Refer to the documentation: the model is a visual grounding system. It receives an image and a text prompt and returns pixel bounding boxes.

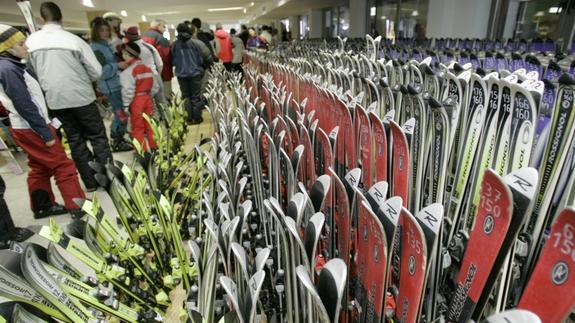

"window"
[373,0,429,41]
[299,15,309,39]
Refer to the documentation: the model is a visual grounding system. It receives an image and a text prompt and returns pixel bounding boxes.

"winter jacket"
[261,30,272,44]
[120,58,159,107]
[134,39,163,75]
[0,56,53,142]
[247,36,268,49]
[239,30,249,47]
[171,33,213,78]
[214,29,233,63]
[90,40,122,94]
[197,31,218,62]
[231,35,244,64]
[26,23,102,110]
[142,27,173,81]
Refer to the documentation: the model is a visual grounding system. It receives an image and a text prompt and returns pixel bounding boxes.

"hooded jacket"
[171,32,213,78]
[142,27,173,81]
[214,29,233,63]
[0,56,53,142]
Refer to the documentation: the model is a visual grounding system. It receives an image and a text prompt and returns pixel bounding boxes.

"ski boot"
[112,137,133,152]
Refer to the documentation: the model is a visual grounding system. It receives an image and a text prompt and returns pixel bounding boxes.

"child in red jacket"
[119,42,158,151]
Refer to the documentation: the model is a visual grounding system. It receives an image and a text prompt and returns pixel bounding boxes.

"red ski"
[395,207,427,323]
[299,123,316,189]
[518,207,575,322]
[446,169,513,323]
[390,120,410,207]
[369,111,388,183]
[355,199,388,323]
[354,104,373,188]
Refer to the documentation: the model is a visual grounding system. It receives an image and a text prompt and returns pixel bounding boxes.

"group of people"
[0,1,279,246]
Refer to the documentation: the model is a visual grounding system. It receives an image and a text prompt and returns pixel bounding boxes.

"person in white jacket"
[26,1,112,193]
[124,26,166,107]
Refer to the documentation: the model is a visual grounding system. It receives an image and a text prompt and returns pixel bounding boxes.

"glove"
[116,108,129,123]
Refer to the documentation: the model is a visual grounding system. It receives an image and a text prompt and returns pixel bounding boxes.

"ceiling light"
[548,6,562,13]
[380,16,387,20]
[251,2,255,6]
[370,6,376,17]
[120,10,128,17]
[143,11,181,16]
[141,15,147,21]
[411,10,419,16]
[82,0,94,8]
[208,7,244,12]
[244,8,247,13]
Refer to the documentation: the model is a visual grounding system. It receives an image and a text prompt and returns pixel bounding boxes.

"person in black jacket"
[171,23,213,124]
[191,18,217,62]
[239,25,249,47]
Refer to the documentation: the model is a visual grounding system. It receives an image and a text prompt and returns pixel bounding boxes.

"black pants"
[223,62,233,72]
[51,102,113,189]
[0,175,15,237]
[178,76,203,121]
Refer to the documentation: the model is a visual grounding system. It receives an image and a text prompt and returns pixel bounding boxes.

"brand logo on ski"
[408,256,416,276]
[551,261,569,285]
[483,215,495,235]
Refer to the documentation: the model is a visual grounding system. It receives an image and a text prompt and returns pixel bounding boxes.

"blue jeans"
[105,90,127,138]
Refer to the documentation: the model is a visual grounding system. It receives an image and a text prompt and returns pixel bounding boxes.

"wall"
[427,0,492,38]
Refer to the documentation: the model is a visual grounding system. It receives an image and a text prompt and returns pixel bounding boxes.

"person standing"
[90,17,132,152]
[124,26,166,107]
[230,28,244,74]
[26,2,112,192]
[214,23,233,71]
[120,42,158,151]
[191,18,217,62]
[171,23,213,124]
[238,25,249,47]
[142,19,173,101]
[103,11,123,54]
[260,26,273,44]
[0,24,86,219]
[247,27,268,49]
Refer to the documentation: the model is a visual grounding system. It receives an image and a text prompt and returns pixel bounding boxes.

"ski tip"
[402,118,416,133]
[310,212,325,227]
[428,96,442,109]
[558,73,575,86]
[345,168,362,187]
[316,174,332,189]
[416,203,443,233]
[504,167,539,199]
[407,84,420,95]
[482,309,541,323]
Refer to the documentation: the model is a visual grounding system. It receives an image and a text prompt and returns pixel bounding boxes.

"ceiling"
[0,0,276,30]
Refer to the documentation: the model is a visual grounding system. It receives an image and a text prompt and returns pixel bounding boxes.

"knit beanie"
[122,41,140,58]
[0,24,25,54]
[124,26,140,41]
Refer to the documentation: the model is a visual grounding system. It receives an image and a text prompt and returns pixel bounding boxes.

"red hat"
[124,26,140,41]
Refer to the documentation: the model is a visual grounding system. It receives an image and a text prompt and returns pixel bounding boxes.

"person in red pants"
[0,24,86,219]
[120,42,158,151]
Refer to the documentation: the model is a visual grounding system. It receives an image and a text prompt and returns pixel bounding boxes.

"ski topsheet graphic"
[11,38,575,323]
[446,170,513,323]
[518,207,575,322]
